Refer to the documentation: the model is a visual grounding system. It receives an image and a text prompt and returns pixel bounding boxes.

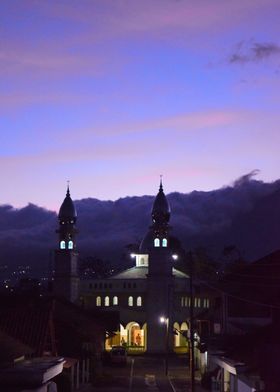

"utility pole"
[189,251,195,392]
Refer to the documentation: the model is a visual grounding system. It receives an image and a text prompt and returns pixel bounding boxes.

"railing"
[126,346,145,354]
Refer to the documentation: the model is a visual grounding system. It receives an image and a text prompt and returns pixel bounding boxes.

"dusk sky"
[1,0,280,210]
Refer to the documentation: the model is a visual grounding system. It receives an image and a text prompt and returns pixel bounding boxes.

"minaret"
[142,179,174,353]
[53,185,79,303]
[148,177,172,276]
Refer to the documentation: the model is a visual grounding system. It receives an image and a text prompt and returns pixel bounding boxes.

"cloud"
[233,170,260,187]
[1,174,280,273]
[229,41,280,64]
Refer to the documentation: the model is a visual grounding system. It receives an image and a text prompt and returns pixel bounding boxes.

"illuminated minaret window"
[154,238,160,247]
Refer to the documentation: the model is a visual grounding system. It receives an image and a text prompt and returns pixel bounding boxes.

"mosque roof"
[111,266,189,280]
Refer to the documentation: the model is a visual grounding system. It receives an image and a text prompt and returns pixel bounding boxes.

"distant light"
[159,316,166,323]
[130,253,136,258]
[5,285,8,289]
[172,254,178,260]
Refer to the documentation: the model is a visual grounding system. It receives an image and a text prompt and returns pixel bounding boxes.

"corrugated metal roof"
[111,266,189,279]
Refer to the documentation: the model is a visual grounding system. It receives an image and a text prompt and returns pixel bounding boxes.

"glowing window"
[105,296,110,306]
[60,240,66,249]
[128,296,133,306]
[154,238,160,247]
[96,296,101,306]
[162,238,168,247]
[184,297,188,307]
[181,297,184,307]
[137,296,142,307]
[113,296,118,306]
[68,240,73,249]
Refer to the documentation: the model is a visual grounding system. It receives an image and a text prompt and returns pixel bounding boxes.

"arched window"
[137,296,142,307]
[96,296,101,306]
[162,238,167,247]
[60,240,66,249]
[113,296,118,305]
[154,238,160,247]
[68,240,73,249]
[128,296,133,307]
[105,296,110,306]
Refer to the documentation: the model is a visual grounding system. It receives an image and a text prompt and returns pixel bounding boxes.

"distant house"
[0,294,112,391]
[208,250,280,391]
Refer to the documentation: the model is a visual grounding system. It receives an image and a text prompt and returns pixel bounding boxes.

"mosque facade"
[54,182,212,355]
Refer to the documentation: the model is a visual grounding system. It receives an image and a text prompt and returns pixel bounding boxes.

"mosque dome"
[58,186,77,223]
[139,229,154,253]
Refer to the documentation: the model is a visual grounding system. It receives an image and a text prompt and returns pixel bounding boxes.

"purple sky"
[1,0,280,210]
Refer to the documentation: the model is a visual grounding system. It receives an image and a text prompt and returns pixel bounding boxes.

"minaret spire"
[66,180,70,197]
[159,175,163,192]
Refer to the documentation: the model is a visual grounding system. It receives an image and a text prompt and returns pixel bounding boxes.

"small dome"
[58,187,77,222]
[151,180,170,224]
[139,229,154,253]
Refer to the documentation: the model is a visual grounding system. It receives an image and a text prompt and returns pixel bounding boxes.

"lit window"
[68,240,73,249]
[128,296,133,306]
[105,296,110,306]
[184,297,188,307]
[96,296,101,306]
[197,298,201,307]
[181,297,184,307]
[60,240,66,249]
[154,238,160,247]
[137,296,142,307]
[162,238,167,247]
[113,296,118,306]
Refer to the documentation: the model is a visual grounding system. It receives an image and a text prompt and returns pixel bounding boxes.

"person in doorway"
[136,333,141,346]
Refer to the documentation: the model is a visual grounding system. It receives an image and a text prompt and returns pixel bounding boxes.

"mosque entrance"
[126,322,146,352]
[105,322,146,353]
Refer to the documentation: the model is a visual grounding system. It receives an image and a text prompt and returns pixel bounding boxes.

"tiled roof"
[0,297,56,357]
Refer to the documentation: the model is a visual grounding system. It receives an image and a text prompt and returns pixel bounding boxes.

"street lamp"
[159,316,169,376]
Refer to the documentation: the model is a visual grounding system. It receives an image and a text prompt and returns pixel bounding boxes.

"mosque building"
[53,181,212,355]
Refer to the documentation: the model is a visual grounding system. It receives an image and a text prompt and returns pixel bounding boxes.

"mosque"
[53,181,212,355]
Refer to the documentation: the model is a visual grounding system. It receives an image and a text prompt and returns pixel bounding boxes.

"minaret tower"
[53,184,79,303]
[148,177,172,276]
[141,179,174,353]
